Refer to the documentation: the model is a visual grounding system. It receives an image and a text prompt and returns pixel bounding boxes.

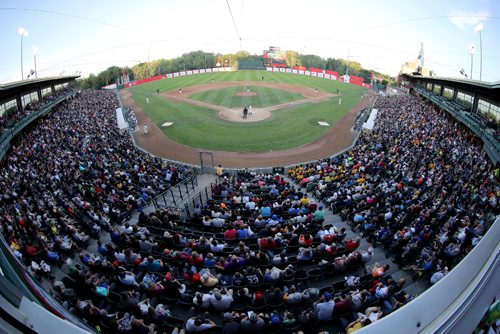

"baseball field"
[121,70,372,167]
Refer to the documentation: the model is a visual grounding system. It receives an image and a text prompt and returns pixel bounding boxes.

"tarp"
[362,108,378,130]
[115,108,128,130]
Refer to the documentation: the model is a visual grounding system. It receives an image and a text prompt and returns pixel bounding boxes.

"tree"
[285,50,300,68]
[300,54,325,69]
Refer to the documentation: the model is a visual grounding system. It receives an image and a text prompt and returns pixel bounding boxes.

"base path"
[120,82,375,168]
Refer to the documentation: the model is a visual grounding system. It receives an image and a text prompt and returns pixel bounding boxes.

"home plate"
[161,122,174,127]
[318,121,330,126]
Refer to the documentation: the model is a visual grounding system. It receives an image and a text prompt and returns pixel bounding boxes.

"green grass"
[128,70,365,152]
[188,85,304,108]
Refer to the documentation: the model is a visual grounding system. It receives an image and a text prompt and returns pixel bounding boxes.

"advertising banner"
[122,65,368,90]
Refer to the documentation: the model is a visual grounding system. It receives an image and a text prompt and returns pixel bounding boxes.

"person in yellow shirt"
[300,194,310,206]
[346,318,372,333]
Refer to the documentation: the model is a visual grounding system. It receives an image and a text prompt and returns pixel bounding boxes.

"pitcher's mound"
[236,92,257,97]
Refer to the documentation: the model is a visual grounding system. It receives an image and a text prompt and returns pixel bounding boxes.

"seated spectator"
[184,315,217,332]
[299,233,314,246]
[192,292,211,309]
[345,237,361,251]
[209,288,233,311]
[297,247,314,261]
[314,292,335,321]
[139,256,163,273]
[224,225,238,240]
[222,312,241,334]
[118,271,139,288]
[184,270,201,284]
[372,264,390,279]
[240,312,265,332]
[200,270,218,287]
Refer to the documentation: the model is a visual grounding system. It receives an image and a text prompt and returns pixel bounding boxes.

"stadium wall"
[121,66,372,89]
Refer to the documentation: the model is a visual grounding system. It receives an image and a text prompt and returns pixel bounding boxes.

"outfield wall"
[121,67,372,89]
[266,66,372,89]
[123,67,234,88]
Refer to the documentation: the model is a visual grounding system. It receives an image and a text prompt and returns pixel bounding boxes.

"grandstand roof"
[0,76,79,103]
[400,74,500,100]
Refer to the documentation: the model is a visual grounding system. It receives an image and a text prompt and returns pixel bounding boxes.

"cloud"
[448,9,489,30]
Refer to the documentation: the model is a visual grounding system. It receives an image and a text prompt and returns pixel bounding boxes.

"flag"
[474,23,484,34]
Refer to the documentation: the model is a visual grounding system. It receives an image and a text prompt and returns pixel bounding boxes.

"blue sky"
[1,0,499,83]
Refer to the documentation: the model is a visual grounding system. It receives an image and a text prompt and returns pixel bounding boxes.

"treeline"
[78,50,394,89]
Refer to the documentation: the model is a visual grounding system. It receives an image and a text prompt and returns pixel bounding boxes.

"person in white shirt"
[192,292,211,309]
[209,289,233,311]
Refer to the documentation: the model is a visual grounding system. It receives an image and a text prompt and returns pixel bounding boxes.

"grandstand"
[0,69,499,334]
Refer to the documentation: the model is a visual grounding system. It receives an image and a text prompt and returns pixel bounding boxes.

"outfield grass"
[128,71,365,152]
[189,86,304,108]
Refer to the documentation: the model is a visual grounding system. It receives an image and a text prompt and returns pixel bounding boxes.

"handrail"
[415,87,500,164]
[0,234,96,333]
[357,217,499,334]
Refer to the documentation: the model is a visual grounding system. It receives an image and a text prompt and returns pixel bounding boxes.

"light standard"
[33,46,38,78]
[474,23,484,81]
[468,45,475,80]
[18,27,28,80]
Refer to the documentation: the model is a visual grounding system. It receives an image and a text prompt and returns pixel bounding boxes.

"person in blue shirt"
[260,205,271,218]
[204,253,217,267]
[237,225,249,239]
[139,256,163,273]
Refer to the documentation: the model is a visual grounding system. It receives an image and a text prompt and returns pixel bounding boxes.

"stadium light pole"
[18,27,29,80]
[468,45,475,80]
[33,46,39,79]
[474,23,483,81]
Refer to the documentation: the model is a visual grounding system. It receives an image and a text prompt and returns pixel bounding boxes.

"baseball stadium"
[0,2,499,334]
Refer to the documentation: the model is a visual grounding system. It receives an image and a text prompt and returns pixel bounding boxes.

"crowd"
[55,169,386,334]
[0,86,78,136]
[0,89,497,334]
[0,89,191,279]
[289,94,498,288]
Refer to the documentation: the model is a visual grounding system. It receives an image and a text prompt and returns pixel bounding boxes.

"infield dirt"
[121,81,374,168]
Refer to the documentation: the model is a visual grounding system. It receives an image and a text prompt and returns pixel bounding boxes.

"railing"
[151,173,198,210]
[357,217,500,334]
[183,179,217,217]
[415,87,500,164]
[0,234,96,333]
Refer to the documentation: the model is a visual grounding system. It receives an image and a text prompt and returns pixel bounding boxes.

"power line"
[225,0,242,41]
[0,7,134,33]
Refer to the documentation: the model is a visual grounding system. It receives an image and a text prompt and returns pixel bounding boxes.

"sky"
[1,0,499,83]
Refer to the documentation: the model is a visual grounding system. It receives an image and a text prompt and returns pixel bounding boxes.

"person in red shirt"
[259,237,277,251]
[184,270,200,283]
[345,237,361,252]
[224,226,238,240]
[189,251,204,268]
[299,234,313,246]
